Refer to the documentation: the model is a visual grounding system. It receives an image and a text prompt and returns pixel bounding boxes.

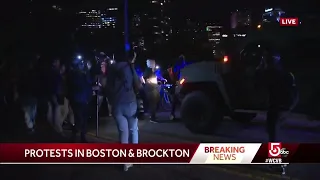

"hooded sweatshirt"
[107,62,139,105]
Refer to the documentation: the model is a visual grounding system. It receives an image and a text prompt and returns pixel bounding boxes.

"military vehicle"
[177,22,320,134]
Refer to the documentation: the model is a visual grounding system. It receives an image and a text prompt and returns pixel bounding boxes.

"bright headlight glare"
[148,77,157,84]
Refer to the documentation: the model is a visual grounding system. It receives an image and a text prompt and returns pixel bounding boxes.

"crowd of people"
[0,50,185,171]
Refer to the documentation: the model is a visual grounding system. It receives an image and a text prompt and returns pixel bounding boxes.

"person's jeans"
[21,98,37,130]
[71,102,90,139]
[145,89,160,118]
[59,98,74,125]
[266,107,284,142]
[47,95,62,133]
[112,102,139,144]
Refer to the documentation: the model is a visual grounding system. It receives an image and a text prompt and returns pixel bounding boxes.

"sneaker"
[169,114,175,121]
[124,164,133,171]
[149,116,158,123]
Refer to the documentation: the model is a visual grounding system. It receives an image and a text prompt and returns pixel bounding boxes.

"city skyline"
[6,0,319,60]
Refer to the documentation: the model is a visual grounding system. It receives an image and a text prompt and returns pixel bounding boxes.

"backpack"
[255,70,299,111]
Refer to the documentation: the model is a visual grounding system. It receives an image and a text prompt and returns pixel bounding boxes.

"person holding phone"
[106,50,142,171]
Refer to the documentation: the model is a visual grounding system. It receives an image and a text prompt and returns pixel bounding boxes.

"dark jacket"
[49,68,63,96]
[96,73,108,96]
[18,69,37,99]
[107,62,139,105]
[68,70,93,104]
[266,69,298,110]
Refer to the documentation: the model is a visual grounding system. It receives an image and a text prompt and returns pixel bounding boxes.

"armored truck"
[177,23,320,134]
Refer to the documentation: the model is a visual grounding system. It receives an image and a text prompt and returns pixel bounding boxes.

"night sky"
[32,0,318,23]
[73,0,318,25]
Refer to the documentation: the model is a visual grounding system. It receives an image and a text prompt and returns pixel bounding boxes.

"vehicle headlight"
[148,77,157,84]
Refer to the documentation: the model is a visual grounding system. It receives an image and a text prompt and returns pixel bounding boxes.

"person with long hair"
[107,51,142,171]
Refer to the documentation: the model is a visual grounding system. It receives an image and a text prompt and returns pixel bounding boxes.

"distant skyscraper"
[146,0,173,46]
[183,19,203,41]
[78,8,118,29]
[230,10,251,29]
[262,8,285,24]
[131,13,145,49]
[206,25,223,55]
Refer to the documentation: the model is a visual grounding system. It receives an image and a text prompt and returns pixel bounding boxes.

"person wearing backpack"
[256,49,299,142]
[106,51,142,171]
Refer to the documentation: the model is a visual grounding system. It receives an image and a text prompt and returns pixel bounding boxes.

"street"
[1,110,320,180]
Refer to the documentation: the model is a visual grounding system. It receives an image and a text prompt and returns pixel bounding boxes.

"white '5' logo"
[269,143,281,157]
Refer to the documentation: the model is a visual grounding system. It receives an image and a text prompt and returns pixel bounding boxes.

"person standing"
[59,64,75,128]
[169,55,187,120]
[107,51,142,171]
[47,58,64,135]
[68,58,93,142]
[143,59,160,122]
[19,61,38,133]
[256,50,298,142]
[96,61,112,117]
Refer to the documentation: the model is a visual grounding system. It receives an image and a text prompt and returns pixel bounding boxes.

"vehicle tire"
[181,91,223,134]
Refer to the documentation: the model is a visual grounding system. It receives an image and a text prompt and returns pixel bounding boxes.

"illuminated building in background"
[78,8,118,28]
[131,13,146,50]
[206,25,223,55]
[262,8,285,24]
[231,9,251,29]
[230,9,251,40]
[147,0,173,46]
[183,19,203,41]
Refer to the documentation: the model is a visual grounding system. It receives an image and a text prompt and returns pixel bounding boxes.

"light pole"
[124,0,130,57]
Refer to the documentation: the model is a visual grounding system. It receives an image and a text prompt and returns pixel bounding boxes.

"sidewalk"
[155,110,320,132]
[85,121,319,180]
[234,110,320,132]
[87,120,319,180]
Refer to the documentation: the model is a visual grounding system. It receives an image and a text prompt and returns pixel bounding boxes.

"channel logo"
[268,142,289,157]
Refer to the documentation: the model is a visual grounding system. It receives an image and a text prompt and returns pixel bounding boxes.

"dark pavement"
[85,111,320,180]
[1,109,320,180]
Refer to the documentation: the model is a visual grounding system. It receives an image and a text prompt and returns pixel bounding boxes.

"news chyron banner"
[0,143,319,164]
